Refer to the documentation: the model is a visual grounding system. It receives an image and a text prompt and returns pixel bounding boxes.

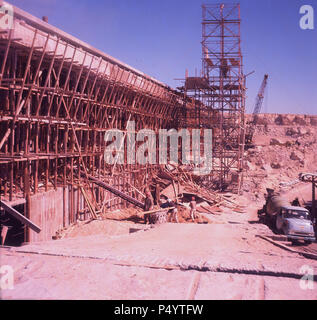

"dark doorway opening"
[0,204,26,247]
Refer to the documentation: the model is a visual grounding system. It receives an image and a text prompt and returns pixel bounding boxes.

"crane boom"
[245,74,269,147]
[253,74,268,115]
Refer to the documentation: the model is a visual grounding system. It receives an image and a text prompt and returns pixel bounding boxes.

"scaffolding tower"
[184,3,246,192]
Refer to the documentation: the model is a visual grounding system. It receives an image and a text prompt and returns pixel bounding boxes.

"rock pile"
[243,115,317,201]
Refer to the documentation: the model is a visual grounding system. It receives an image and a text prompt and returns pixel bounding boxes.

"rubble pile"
[153,165,246,217]
[243,114,317,201]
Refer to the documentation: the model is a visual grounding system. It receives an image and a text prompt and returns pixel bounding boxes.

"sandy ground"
[1,250,316,300]
[1,200,316,300]
[1,121,316,300]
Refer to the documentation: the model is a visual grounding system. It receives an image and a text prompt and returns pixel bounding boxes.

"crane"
[253,74,268,115]
[245,74,269,146]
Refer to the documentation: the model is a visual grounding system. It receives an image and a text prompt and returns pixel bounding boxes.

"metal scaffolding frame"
[182,3,246,192]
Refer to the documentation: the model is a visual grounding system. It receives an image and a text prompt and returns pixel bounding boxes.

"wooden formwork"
[0,5,181,239]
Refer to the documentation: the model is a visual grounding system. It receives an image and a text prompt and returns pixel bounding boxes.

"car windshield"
[285,210,309,220]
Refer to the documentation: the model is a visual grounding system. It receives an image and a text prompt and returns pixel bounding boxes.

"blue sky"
[7,0,317,114]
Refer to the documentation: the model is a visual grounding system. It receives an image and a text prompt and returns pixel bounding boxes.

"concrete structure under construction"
[0,3,245,244]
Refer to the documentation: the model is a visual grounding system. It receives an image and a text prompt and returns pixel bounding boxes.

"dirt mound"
[55,219,146,239]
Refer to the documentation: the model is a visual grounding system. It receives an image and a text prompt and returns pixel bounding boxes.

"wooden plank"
[127,182,145,199]
[80,186,98,220]
[100,196,118,212]
[1,226,9,245]
[137,207,173,218]
[172,180,177,200]
[0,129,11,150]
[0,200,41,233]
[84,172,144,208]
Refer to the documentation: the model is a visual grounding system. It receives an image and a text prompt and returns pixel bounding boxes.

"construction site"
[0,2,316,300]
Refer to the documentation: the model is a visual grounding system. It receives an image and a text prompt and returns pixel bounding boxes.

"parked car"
[258,189,315,244]
[275,206,315,244]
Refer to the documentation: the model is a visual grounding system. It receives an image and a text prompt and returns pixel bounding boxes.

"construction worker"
[167,198,179,223]
[291,197,301,207]
[190,196,197,222]
[155,183,161,205]
[143,189,154,224]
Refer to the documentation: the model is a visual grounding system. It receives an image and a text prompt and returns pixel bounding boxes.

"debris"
[138,207,173,218]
